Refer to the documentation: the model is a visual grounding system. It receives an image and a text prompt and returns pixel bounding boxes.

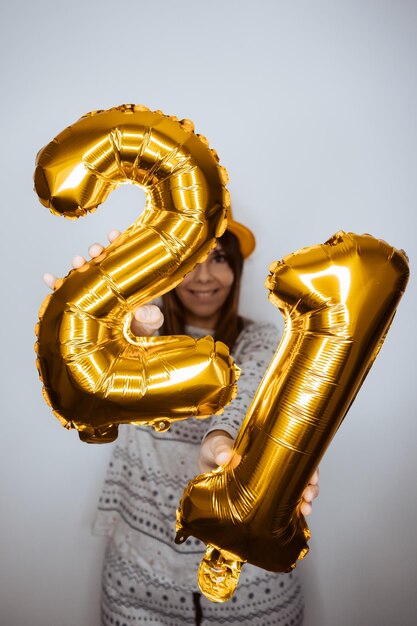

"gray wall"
[1,1,416,625]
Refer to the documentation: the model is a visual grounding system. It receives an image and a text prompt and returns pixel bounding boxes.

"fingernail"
[43,273,55,288]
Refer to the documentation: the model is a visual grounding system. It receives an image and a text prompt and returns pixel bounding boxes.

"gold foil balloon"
[176,231,409,602]
[34,104,239,443]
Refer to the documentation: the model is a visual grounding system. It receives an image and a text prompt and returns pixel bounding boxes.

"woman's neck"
[183,312,218,331]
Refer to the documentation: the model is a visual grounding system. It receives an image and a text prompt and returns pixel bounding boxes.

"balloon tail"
[197,545,244,603]
[78,423,119,444]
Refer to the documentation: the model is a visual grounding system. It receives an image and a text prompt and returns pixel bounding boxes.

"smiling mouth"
[188,289,219,299]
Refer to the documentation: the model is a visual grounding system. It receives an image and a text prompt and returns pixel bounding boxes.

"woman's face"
[175,243,235,329]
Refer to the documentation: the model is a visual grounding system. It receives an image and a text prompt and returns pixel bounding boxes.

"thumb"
[131,305,164,336]
[134,305,164,328]
[213,440,233,466]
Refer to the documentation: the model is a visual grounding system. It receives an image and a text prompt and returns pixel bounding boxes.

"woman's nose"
[192,261,213,281]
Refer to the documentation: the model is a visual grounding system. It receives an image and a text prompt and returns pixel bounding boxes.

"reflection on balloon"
[176,231,409,602]
[34,104,239,443]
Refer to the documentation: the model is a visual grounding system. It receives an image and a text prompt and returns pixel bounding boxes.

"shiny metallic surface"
[34,104,238,443]
[176,231,409,601]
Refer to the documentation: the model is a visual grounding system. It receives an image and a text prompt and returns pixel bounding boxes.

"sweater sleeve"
[204,321,281,441]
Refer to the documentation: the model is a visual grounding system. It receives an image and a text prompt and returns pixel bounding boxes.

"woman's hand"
[43,229,164,337]
[198,430,320,516]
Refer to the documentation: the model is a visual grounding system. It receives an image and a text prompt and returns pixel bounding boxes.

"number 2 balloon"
[34,104,239,443]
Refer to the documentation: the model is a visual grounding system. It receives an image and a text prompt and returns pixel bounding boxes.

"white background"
[1,1,416,625]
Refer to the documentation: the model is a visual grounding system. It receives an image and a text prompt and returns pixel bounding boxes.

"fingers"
[198,431,233,473]
[45,244,102,290]
[108,229,121,243]
[72,255,86,269]
[44,230,121,290]
[300,501,313,516]
[309,467,319,485]
[88,242,104,258]
[214,445,233,466]
[300,467,320,517]
[75,230,120,267]
[71,239,104,271]
[83,229,121,260]
[73,230,120,266]
[302,483,320,504]
[68,243,103,277]
[131,305,165,337]
[43,273,58,290]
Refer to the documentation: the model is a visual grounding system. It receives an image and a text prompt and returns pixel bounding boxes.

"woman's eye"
[213,253,227,263]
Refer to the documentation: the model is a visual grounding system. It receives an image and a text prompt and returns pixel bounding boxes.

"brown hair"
[161,230,244,349]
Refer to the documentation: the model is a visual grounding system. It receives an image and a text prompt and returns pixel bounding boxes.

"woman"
[45,215,319,626]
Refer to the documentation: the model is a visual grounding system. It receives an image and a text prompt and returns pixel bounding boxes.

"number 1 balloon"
[34,104,239,443]
[175,231,409,602]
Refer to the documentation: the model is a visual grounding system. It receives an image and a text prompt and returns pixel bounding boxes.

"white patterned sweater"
[93,320,286,592]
